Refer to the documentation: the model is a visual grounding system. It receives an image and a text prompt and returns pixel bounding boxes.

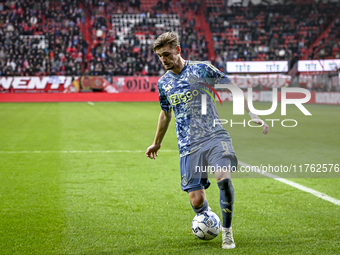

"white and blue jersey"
[158,60,233,157]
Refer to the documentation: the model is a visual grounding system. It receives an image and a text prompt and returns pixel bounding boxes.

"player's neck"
[171,58,186,75]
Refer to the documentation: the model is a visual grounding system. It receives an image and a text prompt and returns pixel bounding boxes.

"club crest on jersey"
[188,75,198,85]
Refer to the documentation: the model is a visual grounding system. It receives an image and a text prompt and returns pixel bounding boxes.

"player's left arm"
[234,81,269,134]
[204,63,269,134]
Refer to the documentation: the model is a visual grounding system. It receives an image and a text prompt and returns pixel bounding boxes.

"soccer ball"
[191,211,221,240]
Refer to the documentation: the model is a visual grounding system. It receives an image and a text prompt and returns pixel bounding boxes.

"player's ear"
[176,45,181,54]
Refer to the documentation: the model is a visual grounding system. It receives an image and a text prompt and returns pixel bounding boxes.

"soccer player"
[145,31,269,249]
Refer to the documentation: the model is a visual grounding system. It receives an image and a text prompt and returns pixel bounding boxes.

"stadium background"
[0,0,339,103]
[0,1,339,255]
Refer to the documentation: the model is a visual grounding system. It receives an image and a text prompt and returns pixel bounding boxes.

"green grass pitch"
[0,101,339,255]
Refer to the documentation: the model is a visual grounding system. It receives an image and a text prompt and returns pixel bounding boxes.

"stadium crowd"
[0,0,87,76]
[84,0,207,76]
[309,15,340,60]
[0,0,338,77]
[207,1,339,69]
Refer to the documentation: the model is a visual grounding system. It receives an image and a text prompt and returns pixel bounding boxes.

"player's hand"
[252,118,269,134]
[262,122,269,134]
[145,144,161,159]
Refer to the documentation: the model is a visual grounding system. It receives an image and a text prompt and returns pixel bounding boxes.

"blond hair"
[153,31,180,52]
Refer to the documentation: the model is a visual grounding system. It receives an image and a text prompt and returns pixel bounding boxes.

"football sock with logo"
[217,178,234,228]
[191,198,209,214]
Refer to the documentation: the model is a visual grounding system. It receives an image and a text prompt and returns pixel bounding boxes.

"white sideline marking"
[87,101,94,106]
[239,161,340,206]
[1,150,338,205]
[0,150,178,154]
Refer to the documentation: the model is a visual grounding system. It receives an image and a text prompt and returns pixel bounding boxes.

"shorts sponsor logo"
[181,175,188,186]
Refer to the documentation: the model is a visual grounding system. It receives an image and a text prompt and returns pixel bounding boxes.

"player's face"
[155,45,180,71]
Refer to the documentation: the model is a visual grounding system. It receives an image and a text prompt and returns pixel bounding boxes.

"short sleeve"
[202,62,231,85]
[158,81,171,112]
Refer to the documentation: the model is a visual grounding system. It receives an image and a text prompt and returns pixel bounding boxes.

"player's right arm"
[145,109,172,159]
